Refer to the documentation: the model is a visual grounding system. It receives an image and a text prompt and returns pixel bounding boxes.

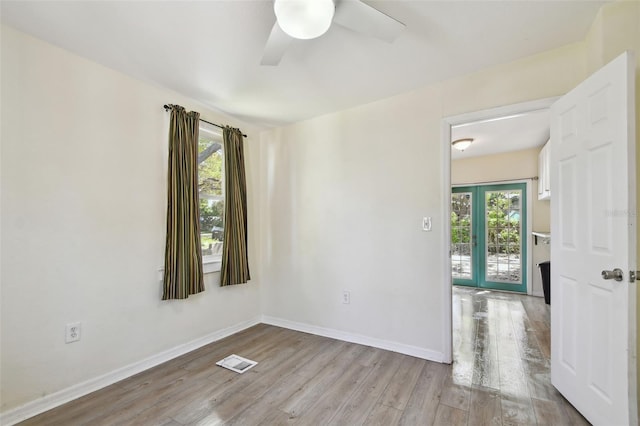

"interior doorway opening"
[440,97,557,364]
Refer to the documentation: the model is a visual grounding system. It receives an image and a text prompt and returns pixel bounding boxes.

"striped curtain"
[162,105,205,299]
[220,126,251,286]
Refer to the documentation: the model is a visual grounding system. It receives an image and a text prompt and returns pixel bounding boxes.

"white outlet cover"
[65,322,81,343]
[422,217,432,231]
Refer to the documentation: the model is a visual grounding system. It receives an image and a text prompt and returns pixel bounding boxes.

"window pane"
[198,133,224,257]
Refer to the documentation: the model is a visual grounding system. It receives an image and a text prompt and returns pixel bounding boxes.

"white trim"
[262,316,446,363]
[202,258,222,274]
[623,50,638,426]
[441,122,453,364]
[199,122,223,139]
[0,317,261,426]
[445,97,559,128]
[526,179,534,296]
[441,97,559,365]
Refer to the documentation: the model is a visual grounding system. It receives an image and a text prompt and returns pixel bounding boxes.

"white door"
[550,51,637,425]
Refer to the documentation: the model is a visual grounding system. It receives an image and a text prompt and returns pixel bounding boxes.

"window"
[198,123,224,267]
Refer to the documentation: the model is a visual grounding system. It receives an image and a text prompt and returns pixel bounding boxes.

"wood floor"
[20,288,589,425]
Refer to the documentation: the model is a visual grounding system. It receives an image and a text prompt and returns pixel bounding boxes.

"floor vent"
[216,354,258,374]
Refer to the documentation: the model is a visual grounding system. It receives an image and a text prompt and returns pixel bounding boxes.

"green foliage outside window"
[450,191,521,255]
[486,192,520,255]
[198,136,224,250]
[451,212,471,245]
[199,199,224,233]
[451,193,472,246]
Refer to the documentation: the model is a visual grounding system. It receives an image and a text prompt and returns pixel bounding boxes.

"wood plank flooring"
[19,288,589,425]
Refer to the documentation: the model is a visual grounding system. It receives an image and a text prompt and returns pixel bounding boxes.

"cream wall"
[452,147,551,297]
[2,0,640,421]
[0,26,262,415]
[258,43,587,359]
[258,0,639,369]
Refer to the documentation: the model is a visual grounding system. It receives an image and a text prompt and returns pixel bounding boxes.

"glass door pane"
[451,189,475,283]
[483,188,523,285]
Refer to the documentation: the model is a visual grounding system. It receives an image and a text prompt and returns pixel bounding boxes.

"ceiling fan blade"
[261,21,292,66]
[333,0,405,43]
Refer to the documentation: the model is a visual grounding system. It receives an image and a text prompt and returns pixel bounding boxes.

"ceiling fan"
[261,0,406,66]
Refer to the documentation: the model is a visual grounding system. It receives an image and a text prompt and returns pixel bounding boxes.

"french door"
[451,183,527,293]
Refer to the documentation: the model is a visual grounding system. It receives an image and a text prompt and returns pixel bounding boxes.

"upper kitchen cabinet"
[538,139,551,200]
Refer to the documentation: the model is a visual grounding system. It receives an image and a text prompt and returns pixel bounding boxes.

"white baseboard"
[0,317,261,426]
[262,315,446,363]
[1,315,445,425]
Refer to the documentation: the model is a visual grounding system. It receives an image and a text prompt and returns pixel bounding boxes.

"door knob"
[601,268,624,281]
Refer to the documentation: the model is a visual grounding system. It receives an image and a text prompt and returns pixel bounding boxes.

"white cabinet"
[538,140,551,200]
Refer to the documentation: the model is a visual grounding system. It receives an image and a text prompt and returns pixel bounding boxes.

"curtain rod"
[163,104,247,138]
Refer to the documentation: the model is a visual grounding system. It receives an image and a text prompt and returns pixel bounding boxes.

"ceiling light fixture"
[274,0,335,40]
[452,138,474,152]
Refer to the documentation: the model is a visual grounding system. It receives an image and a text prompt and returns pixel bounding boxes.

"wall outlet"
[65,322,81,343]
[342,290,351,304]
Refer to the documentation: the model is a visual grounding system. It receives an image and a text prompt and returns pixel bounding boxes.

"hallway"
[452,287,589,424]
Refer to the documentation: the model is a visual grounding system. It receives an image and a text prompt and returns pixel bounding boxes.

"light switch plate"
[422,217,432,231]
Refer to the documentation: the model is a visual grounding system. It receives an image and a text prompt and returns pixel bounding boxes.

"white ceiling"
[1,1,606,128]
[451,108,551,160]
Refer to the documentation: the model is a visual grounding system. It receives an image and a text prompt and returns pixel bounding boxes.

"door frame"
[452,182,529,293]
[440,97,557,363]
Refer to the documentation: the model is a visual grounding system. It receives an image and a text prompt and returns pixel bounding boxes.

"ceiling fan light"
[274,0,335,40]
[452,138,474,152]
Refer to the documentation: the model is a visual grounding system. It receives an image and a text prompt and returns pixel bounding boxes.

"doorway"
[441,54,638,423]
[440,97,557,364]
[452,182,527,293]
